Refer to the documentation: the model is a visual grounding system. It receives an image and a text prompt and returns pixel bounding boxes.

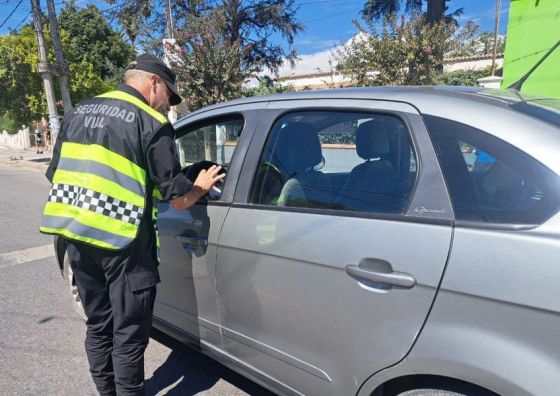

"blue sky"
[293,0,511,55]
[1,0,510,56]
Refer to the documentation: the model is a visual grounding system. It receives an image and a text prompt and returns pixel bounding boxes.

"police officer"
[40,54,224,395]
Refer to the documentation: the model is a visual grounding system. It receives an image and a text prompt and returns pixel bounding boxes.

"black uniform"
[47,85,192,396]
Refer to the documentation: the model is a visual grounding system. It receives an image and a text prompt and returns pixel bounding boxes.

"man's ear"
[150,74,158,90]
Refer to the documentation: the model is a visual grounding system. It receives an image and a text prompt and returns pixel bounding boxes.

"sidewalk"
[0,146,52,172]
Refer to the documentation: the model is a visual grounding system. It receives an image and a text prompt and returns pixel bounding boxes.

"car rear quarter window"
[424,115,560,226]
[249,111,417,215]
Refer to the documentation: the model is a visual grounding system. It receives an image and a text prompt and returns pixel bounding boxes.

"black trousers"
[66,240,159,396]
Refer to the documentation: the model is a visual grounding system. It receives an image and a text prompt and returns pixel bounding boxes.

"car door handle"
[175,235,208,247]
[345,264,416,289]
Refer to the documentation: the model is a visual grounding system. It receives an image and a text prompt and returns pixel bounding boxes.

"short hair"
[124,69,154,84]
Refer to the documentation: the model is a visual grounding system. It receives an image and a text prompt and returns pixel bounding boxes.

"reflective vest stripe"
[46,183,143,227]
[61,142,146,185]
[41,215,133,249]
[96,91,168,124]
[43,201,139,238]
[53,169,144,208]
[57,157,145,198]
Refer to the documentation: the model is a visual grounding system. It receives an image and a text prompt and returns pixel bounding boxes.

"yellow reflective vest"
[40,90,166,250]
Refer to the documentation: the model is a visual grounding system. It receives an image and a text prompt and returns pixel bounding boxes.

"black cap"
[126,53,182,106]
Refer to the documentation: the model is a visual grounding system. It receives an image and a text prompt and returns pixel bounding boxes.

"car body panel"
[154,102,267,347]
[213,98,454,394]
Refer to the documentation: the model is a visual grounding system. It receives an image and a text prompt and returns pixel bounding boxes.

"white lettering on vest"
[116,109,127,120]
[124,112,135,123]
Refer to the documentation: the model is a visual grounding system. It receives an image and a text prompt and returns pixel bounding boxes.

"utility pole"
[47,0,72,115]
[30,0,60,139]
[165,0,174,39]
[163,0,178,122]
[491,0,502,76]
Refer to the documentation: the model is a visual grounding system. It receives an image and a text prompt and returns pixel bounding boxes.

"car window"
[424,115,560,225]
[175,116,244,168]
[249,111,417,215]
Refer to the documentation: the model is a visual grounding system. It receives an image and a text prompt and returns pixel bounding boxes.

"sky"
[0,0,511,75]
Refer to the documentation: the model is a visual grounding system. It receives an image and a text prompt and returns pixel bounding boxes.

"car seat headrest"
[274,122,322,174]
[356,118,398,160]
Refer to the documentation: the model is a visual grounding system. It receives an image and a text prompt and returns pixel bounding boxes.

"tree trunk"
[426,0,445,24]
[427,0,446,73]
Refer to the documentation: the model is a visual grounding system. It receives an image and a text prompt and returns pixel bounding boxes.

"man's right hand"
[194,165,225,192]
[170,165,225,211]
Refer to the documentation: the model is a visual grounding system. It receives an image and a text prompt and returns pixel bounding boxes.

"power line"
[14,10,31,30]
[297,0,362,5]
[303,7,357,24]
[0,0,24,29]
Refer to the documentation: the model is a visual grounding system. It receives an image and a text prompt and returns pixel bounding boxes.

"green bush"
[0,115,18,133]
[437,69,487,86]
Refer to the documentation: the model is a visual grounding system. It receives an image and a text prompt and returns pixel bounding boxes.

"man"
[40,53,224,395]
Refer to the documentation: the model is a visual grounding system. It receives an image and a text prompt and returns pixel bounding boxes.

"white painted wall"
[0,127,31,149]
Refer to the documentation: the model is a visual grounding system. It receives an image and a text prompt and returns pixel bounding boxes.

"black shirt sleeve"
[147,123,193,200]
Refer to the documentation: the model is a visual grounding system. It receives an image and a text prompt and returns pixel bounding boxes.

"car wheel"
[62,254,87,321]
[397,390,467,396]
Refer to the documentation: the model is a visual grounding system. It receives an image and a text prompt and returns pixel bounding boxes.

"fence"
[0,126,31,149]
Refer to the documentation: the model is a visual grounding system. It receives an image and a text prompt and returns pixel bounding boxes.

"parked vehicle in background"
[56,86,560,396]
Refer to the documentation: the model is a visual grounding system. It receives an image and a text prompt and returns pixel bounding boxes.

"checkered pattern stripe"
[49,183,143,226]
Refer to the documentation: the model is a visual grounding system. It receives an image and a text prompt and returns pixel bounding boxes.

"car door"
[154,103,266,347]
[214,99,454,395]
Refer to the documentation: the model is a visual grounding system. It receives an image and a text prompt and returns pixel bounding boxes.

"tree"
[0,3,131,126]
[337,14,458,86]
[0,26,47,125]
[361,0,462,72]
[170,12,248,110]
[58,2,134,83]
[104,0,303,109]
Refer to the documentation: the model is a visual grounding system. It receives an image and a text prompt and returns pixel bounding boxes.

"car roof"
[181,86,560,175]
[187,86,532,114]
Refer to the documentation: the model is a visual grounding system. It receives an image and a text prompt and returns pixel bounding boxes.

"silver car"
[57,87,560,396]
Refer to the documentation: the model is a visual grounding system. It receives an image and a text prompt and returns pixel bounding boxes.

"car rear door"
[214,98,454,395]
[153,102,266,347]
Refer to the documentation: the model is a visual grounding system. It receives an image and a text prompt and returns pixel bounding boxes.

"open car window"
[175,116,244,168]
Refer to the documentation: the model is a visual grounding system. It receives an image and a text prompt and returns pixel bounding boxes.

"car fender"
[357,291,560,396]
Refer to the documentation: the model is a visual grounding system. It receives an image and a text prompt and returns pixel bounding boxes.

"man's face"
[149,76,172,114]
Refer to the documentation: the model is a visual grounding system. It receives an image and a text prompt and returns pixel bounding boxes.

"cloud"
[273,33,366,77]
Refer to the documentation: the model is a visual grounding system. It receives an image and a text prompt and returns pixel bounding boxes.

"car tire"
[397,390,467,396]
[62,254,87,321]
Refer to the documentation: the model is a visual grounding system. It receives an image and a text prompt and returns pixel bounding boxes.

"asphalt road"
[0,159,273,396]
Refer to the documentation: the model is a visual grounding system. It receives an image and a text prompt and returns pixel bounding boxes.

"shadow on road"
[146,328,274,396]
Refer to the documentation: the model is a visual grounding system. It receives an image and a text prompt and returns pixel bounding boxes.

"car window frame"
[233,98,454,225]
[423,114,560,230]
[172,102,268,204]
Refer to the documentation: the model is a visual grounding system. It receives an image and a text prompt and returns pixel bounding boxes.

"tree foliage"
[104,0,303,110]
[337,14,458,86]
[0,3,132,127]
[0,26,47,125]
[170,12,248,110]
[58,2,134,82]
